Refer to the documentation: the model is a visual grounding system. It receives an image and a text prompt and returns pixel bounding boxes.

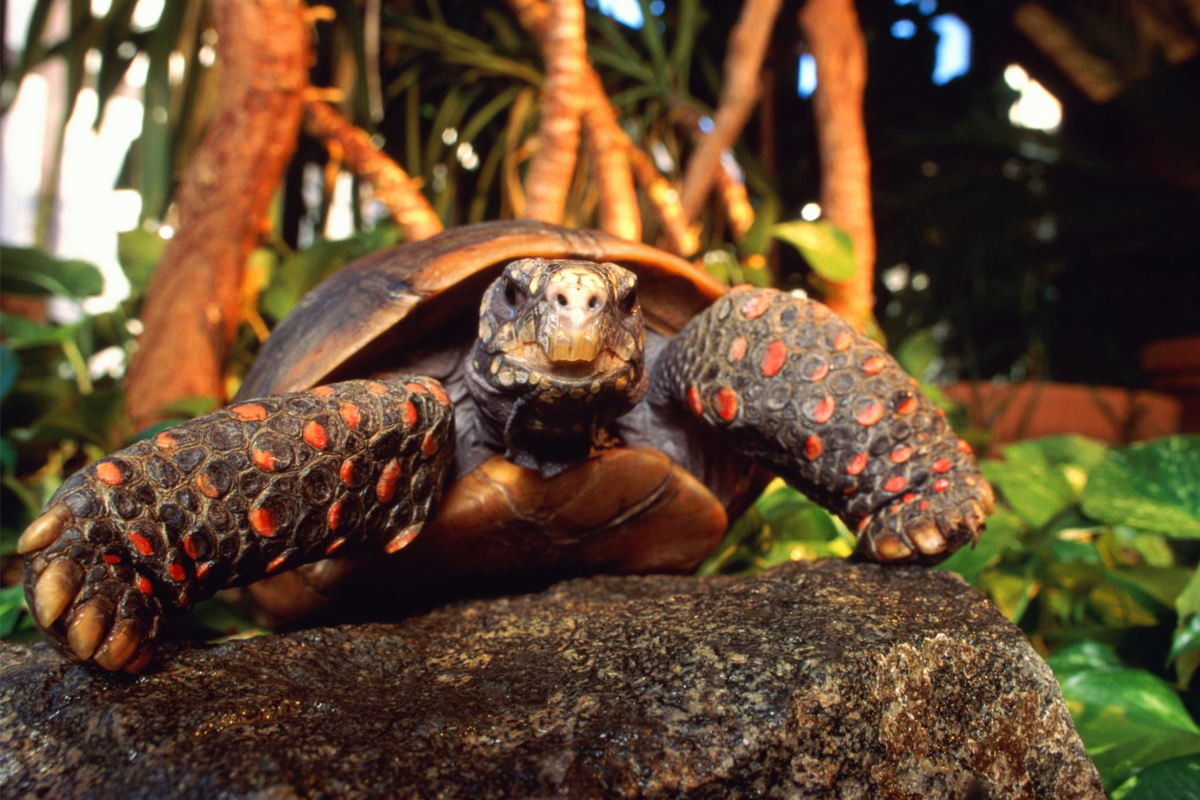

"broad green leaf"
[1111,754,1200,800]
[117,227,166,296]
[1001,435,1109,479]
[0,246,103,297]
[772,220,856,283]
[1046,640,1125,677]
[981,458,1076,528]
[1103,566,1193,615]
[1055,666,1200,789]
[0,345,17,400]
[1169,614,1200,664]
[1082,436,1200,538]
[0,315,76,348]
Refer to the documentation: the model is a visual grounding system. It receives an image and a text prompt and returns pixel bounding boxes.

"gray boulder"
[0,560,1102,799]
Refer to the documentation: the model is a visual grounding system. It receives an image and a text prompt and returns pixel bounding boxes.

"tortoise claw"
[34,559,84,628]
[93,622,143,671]
[67,600,113,661]
[18,503,71,554]
[907,520,947,556]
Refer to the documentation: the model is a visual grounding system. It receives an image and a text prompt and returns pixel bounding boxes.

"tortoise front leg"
[653,287,994,564]
[18,377,454,671]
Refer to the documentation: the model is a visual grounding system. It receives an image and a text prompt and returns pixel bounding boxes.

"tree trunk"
[124,0,309,426]
[522,0,586,225]
[798,0,875,333]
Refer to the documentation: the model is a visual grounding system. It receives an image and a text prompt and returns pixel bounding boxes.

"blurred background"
[2,1,1199,794]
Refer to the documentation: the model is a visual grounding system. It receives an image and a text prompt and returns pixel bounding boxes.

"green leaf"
[0,345,17,401]
[175,596,266,643]
[260,227,400,322]
[1046,640,1126,677]
[139,0,189,221]
[937,506,1025,584]
[0,315,76,348]
[895,329,939,382]
[0,246,103,297]
[0,439,15,475]
[772,220,856,283]
[1055,665,1200,789]
[1179,567,1200,619]
[117,228,166,297]
[1001,435,1110,477]
[0,585,30,639]
[1169,614,1200,664]
[1111,754,1200,800]
[981,458,1076,528]
[1082,436,1200,538]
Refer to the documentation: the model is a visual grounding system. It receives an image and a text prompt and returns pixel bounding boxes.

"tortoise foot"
[23,503,165,673]
[857,474,994,565]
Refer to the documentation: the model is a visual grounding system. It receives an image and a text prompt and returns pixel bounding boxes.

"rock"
[1,560,1101,799]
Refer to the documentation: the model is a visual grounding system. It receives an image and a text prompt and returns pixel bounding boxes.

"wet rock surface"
[1,560,1101,799]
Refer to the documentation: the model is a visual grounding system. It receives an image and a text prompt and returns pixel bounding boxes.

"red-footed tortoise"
[19,220,994,672]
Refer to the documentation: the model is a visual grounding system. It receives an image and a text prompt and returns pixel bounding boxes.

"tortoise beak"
[538,269,610,364]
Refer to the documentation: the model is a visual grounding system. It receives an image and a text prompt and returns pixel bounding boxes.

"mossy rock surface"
[0,560,1102,799]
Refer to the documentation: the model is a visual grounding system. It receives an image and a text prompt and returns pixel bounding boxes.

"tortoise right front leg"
[19,377,454,672]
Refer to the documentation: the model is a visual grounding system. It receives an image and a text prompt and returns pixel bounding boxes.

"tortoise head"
[467,258,647,466]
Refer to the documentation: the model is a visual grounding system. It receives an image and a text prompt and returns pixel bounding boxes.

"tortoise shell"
[237,222,754,621]
[240,220,726,398]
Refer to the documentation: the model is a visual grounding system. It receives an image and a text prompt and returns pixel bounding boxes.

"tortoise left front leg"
[653,286,994,564]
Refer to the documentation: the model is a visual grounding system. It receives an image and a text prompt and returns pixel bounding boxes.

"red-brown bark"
[798,0,875,332]
[124,0,309,426]
[507,0,640,241]
[522,0,586,224]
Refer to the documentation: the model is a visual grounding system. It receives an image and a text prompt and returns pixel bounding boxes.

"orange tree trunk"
[798,0,875,333]
[124,0,309,426]
[522,0,586,225]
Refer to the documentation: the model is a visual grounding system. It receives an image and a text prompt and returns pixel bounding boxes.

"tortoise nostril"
[588,296,599,309]
[556,293,568,306]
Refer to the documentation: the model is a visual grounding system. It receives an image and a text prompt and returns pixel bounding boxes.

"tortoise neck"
[465,345,645,477]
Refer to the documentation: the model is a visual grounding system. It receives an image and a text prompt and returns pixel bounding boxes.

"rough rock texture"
[0,560,1102,799]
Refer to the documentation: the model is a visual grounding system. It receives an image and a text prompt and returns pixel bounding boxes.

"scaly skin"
[655,286,993,563]
[20,377,454,671]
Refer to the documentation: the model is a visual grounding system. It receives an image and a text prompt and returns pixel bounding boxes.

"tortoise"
[19,220,994,672]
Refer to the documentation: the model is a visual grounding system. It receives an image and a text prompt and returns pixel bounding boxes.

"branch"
[1012,4,1122,103]
[582,69,641,241]
[797,0,875,333]
[674,106,755,242]
[523,0,586,224]
[627,144,699,257]
[304,99,443,241]
[679,0,783,221]
[124,0,309,426]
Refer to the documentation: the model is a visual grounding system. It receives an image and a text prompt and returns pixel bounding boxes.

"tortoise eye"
[503,280,526,308]
[620,288,638,314]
